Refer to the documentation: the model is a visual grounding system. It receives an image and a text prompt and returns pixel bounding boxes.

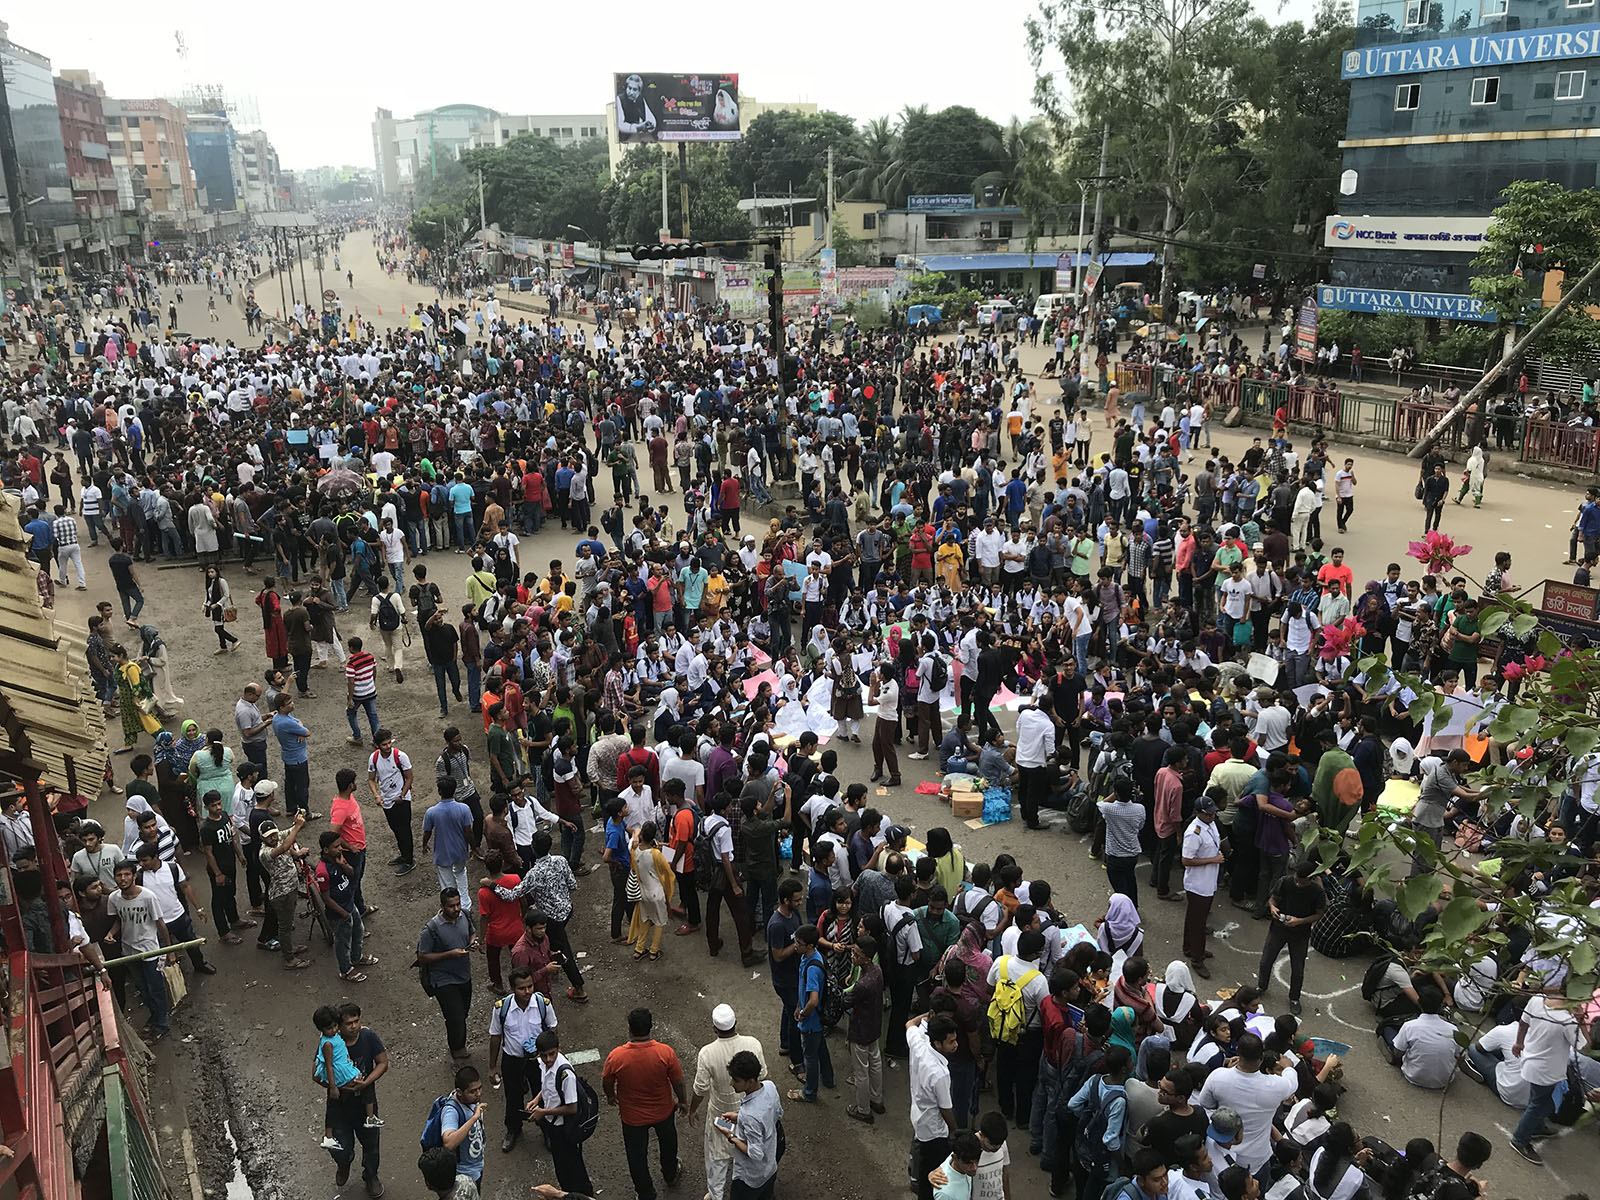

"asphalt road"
[71,233,1592,1200]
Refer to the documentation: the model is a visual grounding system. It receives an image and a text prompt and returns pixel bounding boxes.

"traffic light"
[628,242,707,260]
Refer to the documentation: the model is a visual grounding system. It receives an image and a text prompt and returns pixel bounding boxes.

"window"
[529,128,541,137]
[926,218,957,239]
[560,127,573,137]
[997,220,1014,238]
[1569,0,1595,8]
[1395,83,1421,109]
[977,220,993,237]
[1557,69,1587,99]
[862,212,876,230]
[1404,0,1428,23]
[1481,0,1507,14]
[1470,76,1499,104]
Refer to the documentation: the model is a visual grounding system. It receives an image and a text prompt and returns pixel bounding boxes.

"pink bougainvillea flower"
[1405,530,1473,575]
[1318,616,1366,660]
[1501,661,1524,681]
[1521,654,1548,674]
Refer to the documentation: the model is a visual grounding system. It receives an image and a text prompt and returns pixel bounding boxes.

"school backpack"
[1073,1077,1127,1167]
[693,814,725,890]
[928,653,950,692]
[987,956,1042,1045]
[419,1094,466,1150]
[552,1063,601,1142]
[376,592,400,631]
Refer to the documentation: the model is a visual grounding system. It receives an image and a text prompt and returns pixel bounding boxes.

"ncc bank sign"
[1342,24,1600,78]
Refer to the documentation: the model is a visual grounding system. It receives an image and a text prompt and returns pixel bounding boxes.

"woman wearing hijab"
[1114,956,1165,1044]
[160,722,205,850]
[112,643,160,750]
[122,793,174,856]
[1108,1005,1137,1054]
[940,919,996,1012]
[1097,893,1145,962]
[1155,960,1211,1050]
[138,624,184,716]
[1305,1122,1367,1200]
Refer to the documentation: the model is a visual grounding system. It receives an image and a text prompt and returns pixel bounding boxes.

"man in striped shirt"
[52,504,86,589]
[345,636,381,746]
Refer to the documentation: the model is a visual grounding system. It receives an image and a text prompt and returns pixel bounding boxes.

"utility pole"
[312,228,325,314]
[477,169,487,256]
[659,150,669,239]
[1090,122,1109,279]
[282,228,297,314]
[296,229,310,315]
[274,227,288,326]
[677,143,691,239]
[0,67,33,293]
[825,146,834,251]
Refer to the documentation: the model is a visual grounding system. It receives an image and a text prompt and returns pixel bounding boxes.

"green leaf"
[1570,940,1597,980]
[1438,894,1489,943]
[1475,857,1503,878]
[1564,727,1600,758]
[1538,631,1563,657]
[1478,609,1510,636]
[1511,613,1541,638]
[1398,873,1440,920]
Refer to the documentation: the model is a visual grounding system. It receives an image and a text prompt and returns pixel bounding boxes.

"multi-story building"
[467,114,606,151]
[53,70,124,264]
[240,129,281,212]
[1325,0,1600,322]
[0,25,76,265]
[103,97,198,231]
[372,103,496,195]
[185,110,244,212]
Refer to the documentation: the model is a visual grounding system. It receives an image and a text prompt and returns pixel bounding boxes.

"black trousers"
[621,1115,679,1200]
[995,1028,1042,1123]
[546,917,586,991]
[435,980,472,1052]
[1104,854,1139,908]
[609,861,635,939]
[543,1126,594,1194]
[732,1178,776,1200]
[503,1053,533,1133]
[1018,764,1052,826]
[383,799,414,866]
[1257,923,1312,1002]
[913,1136,950,1200]
[885,962,914,1056]
[210,869,241,932]
[674,870,701,926]
[325,1098,381,1182]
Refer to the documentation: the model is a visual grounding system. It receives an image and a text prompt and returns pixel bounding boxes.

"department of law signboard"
[907,194,972,211]
[1324,214,1492,251]
[613,72,740,143]
[1342,24,1600,79]
[1317,285,1499,323]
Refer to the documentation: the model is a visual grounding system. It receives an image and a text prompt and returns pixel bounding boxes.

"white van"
[977,299,1016,330]
[1034,293,1069,321]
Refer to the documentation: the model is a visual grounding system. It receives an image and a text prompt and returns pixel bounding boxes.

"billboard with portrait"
[613,72,741,143]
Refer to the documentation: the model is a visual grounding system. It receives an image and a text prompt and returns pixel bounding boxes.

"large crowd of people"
[2,216,1597,1200]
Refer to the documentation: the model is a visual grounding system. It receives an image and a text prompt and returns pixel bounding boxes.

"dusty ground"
[67,236,1595,1200]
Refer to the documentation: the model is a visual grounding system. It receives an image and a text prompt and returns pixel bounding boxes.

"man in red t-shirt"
[1316,547,1354,598]
[717,471,741,534]
[328,766,370,915]
[602,1007,686,1199]
[476,850,523,992]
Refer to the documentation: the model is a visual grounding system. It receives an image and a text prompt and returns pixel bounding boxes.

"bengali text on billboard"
[613,73,741,143]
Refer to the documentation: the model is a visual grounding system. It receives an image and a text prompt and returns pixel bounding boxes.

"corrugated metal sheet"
[0,495,107,790]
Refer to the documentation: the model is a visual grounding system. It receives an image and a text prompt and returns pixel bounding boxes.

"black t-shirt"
[766,908,801,988]
[1144,1108,1211,1163]
[109,552,135,590]
[330,1027,387,1118]
[1272,876,1326,923]
[199,817,236,876]
[1051,674,1087,724]
[248,806,276,851]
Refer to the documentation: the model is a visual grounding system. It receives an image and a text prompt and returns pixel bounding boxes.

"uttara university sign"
[1342,23,1600,79]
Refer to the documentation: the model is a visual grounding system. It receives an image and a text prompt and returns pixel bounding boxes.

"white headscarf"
[1156,960,1198,1031]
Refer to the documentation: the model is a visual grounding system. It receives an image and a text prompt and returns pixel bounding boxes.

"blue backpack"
[420,1094,466,1151]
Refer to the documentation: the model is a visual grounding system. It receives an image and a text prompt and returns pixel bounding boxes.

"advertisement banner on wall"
[1323,214,1492,251]
[1055,253,1074,292]
[1295,297,1319,363]
[783,266,820,297]
[819,248,839,306]
[1082,260,1105,296]
[613,73,741,143]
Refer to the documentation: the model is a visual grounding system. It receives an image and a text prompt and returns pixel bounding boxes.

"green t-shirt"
[1448,614,1479,663]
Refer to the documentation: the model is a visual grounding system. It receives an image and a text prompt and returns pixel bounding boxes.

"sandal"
[788,1063,806,1079]
[786,1088,816,1103]
[341,970,368,983]
[284,959,310,970]
[355,955,379,966]
[674,924,699,936]
[634,948,648,960]
[647,950,662,961]
[567,988,590,1004]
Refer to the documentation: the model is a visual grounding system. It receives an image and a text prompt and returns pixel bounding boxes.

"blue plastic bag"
[982,786,1013,824]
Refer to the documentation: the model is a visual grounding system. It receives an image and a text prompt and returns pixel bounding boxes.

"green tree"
[726,110,860,202]
[409,202,470,254]
[907,271,983,321]
[829,219,871,268]
[1028,0,1267,310]
[841,116,908,206]
[1471,179,1600,374]
[600,145,751,246]
[898,106,1006,202]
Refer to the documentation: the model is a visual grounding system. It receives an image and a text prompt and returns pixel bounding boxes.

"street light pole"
[1073,181,1088,305]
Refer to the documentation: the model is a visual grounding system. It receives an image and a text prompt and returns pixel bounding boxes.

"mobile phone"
[714,1116,736,1134]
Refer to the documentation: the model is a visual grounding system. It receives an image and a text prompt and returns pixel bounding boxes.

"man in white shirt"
[688,1004,767,1200]
[1249,693,1291,752]
[973,519,1004,588]
[1390,986,1459,1089]
[529,1030,593,1193]
[1219,561,1253,652]
[1180,797,1224,975]
[1509,987,1582,1162]
[1463,1021,1528,1108]
[1194,1034,1298,1172]
[1013,699,1057,829]
[907,1011,959,1200]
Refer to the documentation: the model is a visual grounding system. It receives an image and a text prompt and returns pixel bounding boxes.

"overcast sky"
[5,0,1329,171]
